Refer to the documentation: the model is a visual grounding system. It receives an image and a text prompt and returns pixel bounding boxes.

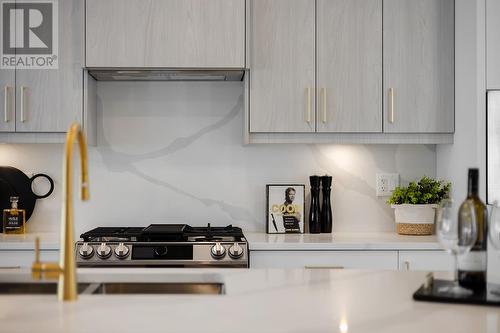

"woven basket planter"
[391,204,439,236]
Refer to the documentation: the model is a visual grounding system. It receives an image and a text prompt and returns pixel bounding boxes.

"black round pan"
[0,166,54,222]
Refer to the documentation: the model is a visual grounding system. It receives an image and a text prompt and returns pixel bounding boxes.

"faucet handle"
[31,237,61,280]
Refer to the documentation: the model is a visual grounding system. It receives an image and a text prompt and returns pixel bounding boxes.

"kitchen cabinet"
[487,0,500,89]
[14,0,83,133]
[250,249,452,271]
[248,0,315,132]
[86,0,245,69]
[398,251,454,271]
[250,251,399,269]
[316,0,382,133]
[0,0,91,142]
[383,0,454,133]
[247,0,454,143]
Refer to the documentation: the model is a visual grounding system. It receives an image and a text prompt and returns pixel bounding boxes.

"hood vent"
[88,69,244,82]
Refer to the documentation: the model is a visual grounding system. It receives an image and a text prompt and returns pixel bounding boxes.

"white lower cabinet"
[398,251,453,272]
[0,250,58,268]
[250,250,452,271]
[250,251,398,269]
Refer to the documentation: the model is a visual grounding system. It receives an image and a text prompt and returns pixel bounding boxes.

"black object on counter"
[413,279,500,306]
[320,175,332,233]
[0,166,54,225]
[309,176,321,234]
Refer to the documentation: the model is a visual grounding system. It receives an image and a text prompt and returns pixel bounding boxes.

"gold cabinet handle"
[20,86,27,122]
[389,88,394,124]
[305,87,311,123]
[404,261,410,271]
[3,86,10,122]
[321,88,327,123]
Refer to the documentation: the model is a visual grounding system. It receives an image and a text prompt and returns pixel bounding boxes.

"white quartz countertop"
[245,232,442,250]
[0,232,442,251]
[0,268,496,333]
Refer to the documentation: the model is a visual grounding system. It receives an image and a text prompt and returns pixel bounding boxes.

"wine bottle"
[458,168,487,291]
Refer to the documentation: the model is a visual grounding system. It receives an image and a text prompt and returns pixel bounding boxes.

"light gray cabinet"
[0,0,83,135]
[316,0,382,133]
[15,0,83,133]
[250,251,398,269]
[383,0,454,133]
[487,0,500,89]
[249,0,316,132]
[0,70,15,132]
[86,0,245,68]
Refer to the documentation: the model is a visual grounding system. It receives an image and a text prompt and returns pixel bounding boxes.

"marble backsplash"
[0,81,436,235]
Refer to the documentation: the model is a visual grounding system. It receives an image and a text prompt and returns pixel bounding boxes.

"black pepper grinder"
[321,175,333,233]
[309,176,321,234]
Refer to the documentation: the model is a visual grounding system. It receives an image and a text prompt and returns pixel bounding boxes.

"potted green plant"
[387,176,451,235]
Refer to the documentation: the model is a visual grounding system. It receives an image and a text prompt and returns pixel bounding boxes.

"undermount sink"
[0,282,92,295]
[0,282,224,295]
[86,283,224,295]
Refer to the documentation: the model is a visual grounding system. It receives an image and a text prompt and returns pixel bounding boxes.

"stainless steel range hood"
[88,69,245,81]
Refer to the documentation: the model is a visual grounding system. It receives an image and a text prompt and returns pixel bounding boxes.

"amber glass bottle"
[3,197,26,234]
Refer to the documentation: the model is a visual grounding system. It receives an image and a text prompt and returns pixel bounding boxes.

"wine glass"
[489,201,500,250]
[488,202,500,297]
[436,198,478,296]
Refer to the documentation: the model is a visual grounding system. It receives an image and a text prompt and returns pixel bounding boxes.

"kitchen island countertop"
[0,268,497,333]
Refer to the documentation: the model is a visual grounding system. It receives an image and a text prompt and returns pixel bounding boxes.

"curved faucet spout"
[59,123,89,301]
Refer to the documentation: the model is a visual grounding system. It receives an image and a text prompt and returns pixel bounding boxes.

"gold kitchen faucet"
[32,123,89,301]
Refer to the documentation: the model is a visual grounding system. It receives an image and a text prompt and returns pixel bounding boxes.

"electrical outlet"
[376,173,399,197]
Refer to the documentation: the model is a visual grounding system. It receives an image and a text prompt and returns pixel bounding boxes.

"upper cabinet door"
[316,0,382,133]
[15,0,83,132]
[0,70,15,132]
[384,0,454,133]
[86,0,245,68]
[249,0,315,133]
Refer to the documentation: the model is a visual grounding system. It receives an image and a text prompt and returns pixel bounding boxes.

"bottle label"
[457,251,487,271]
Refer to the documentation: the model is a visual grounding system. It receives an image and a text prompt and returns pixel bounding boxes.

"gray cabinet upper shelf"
[85,0,246,69]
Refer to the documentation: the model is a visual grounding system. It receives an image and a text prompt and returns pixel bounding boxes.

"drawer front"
[398,251,453,271]
[0,250,59,268]
[250,251,398,269]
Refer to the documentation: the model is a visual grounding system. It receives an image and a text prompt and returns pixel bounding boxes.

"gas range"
[75,224,248,268]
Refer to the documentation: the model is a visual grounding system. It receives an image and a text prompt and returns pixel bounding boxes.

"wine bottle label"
[457,251,487,271]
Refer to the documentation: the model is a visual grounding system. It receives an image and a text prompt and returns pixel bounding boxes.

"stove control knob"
[96,243,112,259]
[114,243,130,259]
[79,243,94,259]
[210,242,226,259]
[228,243,244,259]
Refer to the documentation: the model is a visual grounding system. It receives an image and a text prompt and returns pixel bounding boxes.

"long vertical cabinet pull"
[389,88,395,123]
[321,88,327,123]
[305,87,311,123]
[3,86,10,122]
[20,86,26,122]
